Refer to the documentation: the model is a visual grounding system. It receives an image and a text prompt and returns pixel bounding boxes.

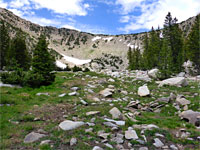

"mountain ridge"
[0,8,197,68]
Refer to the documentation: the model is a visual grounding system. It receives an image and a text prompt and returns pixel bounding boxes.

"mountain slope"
[0,8,197,69]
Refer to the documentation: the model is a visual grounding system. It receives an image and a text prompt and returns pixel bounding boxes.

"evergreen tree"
[74,37,80,45]
[142,32,149,69]
[8,31,31,70]
[158,38,173,79]
[31,35,56,86]
[127,47,142,70]
[0,21,10,70]
[163,12,184,72]
[148,27,161,68]
[134,47,142,70]
[185,14,200,73]
[142,28,161,70]
[127,47,133,69]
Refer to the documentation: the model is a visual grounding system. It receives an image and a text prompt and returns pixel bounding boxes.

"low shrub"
[0,68,25,85]
[0,70,55,88]
[72,66,82,72]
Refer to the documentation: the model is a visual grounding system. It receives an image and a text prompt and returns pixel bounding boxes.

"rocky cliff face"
[0,8,196,69]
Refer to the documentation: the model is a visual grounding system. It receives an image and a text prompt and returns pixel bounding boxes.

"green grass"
[0,71,200,149]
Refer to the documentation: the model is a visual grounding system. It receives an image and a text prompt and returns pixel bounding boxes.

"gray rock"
[103,122,118,127]
[104,143,113,149]
[109,107,122,119]
[116,144,124,150]
[24,132,46,143]
[93,97,100,102]
[127,100,140,108]
[40,140,51,145]
[71,87,80,91]
[70,138,77,146]
[148,69,159,78]
[177,72,185,77]
[170,93,176,100]
[155,133,164,137]
[86,111,100,116]
[0,83,21,88]
[136,76,152,82]
[153,138,164,148]
[159,77,188,87]
[85,128,93,133]
[170,144,178,150]
[179,110,200,125]
[88,89,94,93]
[138,85,150,97]
[58,93,66,97]
[111,133,124,144]
[59,120,85,131]
[139,147,148,150]
[97,131,109,139]
[121,90,128,95]
[108,85,115,89]
[176,95,190,106]
[111,72,120,78]
[36,93,49,96]
[157,97,170,103]
[125,128,138,140]
[80,100,88,105]
[92,146,103,150]
[99,88,113,97]
[68,92,77,96]
[104,118,125,126]
[108,78,115,82]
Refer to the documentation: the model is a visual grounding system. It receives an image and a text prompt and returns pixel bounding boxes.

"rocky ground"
[0,70,200,150]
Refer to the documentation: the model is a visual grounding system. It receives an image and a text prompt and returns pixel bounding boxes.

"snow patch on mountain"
[92,36,101,41]
[103,37,113,42]
[56,60,67,69]
[61,54,91,66]
[127,43,134,49]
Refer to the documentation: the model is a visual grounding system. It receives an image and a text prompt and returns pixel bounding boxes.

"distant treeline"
[127,12,200,78]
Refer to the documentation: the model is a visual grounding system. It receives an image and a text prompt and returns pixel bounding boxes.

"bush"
[23,72,45,88]
[0,68,25,85]
[1,70,55,88]
[156,70,172,80]
[72,66,82,72]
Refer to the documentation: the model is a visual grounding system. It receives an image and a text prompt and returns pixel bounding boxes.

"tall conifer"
[185,14,200,73]
[0,21,10,70]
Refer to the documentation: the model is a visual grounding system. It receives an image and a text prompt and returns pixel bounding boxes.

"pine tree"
[163,12,184,73]
[142,28,161,70]
[127,47,142,70]
[134,47,142,70]
[0,21,10,70]
[142,32,149,69]
[8,31,31,70]
[31,35,56,86]
[148,27,161,68]
[158,38,173,79]
[185,14,200,73]
[127,47,133,69]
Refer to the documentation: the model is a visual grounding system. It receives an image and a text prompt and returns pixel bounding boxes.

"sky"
[0,0,200,35]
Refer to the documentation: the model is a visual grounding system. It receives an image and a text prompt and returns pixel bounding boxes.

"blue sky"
[0,0,200,34]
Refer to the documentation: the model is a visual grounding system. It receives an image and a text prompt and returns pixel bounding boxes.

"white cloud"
[10,0,30,8]
[62,24,80,31]
[0,0,8,8]
[29,0,89,16]
[26,16,61,26]
[119,0,200,33]
[116,0,144,14]
[5,0,90,16]
[8,8,24,17]
[119,15,130,23]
